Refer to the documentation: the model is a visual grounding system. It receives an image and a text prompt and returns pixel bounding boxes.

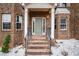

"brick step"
[31,39,48,41]
[28,44,49,46]
[32,36,46,39]
[31,37,46,39]
[27,46,49,49]
[28,45,49,49]
[27,49,50,52]
[26,36,51,55]
[27,52,50,55]
[28,41,49,44]
[28,40,49,43]
[29,39,49,41]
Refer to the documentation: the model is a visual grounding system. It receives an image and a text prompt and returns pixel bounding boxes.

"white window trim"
[32,17,35,35]
[16,16,23,31]
[2,14,11,31]
[60,18,67,30]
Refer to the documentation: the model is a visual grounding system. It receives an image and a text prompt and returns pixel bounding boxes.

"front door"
[32,17,46,35]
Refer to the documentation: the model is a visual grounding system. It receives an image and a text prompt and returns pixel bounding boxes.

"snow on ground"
[51,39,79,56]
[0,39,79,56]
[0,45,25,56]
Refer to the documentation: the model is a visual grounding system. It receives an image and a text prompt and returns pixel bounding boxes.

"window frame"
[60,18,67,30]
[2,13,11,31]
[16,15,23,31]
[57,3,67,7]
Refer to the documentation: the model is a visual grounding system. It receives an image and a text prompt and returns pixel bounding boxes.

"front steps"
[26,36,51,55]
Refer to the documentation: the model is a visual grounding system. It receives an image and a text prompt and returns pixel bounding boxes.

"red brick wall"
[71,3,79,39]
[14,4,24,46]
[0,3,24,48]
[0,3,13,47]
[55,14,70,39]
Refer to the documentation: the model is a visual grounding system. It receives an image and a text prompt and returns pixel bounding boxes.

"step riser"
[27,49,50,52]
[29,41,48,42]
[32,37,46,40]
[28,45,49,47]
[28,47,49,49]
[29,41,49,43]
[29,39,48,41]
[32,36,46,39]
[28,42,49,44]
[27,52,50,55]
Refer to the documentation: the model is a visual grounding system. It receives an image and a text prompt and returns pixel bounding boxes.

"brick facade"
[0,3,79,48]
[55,14,70,39]
[0,3,24,48]
[70,3,79,39]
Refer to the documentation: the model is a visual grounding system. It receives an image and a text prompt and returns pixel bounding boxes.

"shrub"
[0,48,2,52]
[2,35,11,53]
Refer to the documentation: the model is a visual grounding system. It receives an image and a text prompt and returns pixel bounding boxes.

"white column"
[51,8,55,39]
[24,8,28,38]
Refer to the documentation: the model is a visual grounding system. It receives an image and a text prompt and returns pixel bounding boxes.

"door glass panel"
[33,20,34,33]
[35,18,42,35]
[43,18,45,33]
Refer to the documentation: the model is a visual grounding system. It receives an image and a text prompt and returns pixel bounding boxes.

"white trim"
[51,8,55,39]
[32,17,35,35]
[32,17,46,35]
[55,8,70,14]
[24,8,28,37]
[26,3,53,8]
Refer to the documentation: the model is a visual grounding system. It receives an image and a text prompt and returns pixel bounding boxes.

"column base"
[50,39,57,46]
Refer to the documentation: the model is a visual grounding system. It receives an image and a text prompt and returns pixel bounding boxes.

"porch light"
[46,15,50,19]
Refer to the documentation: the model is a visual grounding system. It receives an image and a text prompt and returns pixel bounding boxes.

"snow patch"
[51,39,79,56]
[0,45,25,56]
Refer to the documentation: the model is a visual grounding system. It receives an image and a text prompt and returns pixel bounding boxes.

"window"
[60,18,67,30]
[55,18,56,29]
[57,3,67,7]
[16,16,22,30]
[62,3,66,7]
[43,18,45,33]
[33,20,34,33]
[2,14,11,30]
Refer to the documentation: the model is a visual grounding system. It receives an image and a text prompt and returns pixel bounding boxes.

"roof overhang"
[24,3,54,8]
[55,8,70,14]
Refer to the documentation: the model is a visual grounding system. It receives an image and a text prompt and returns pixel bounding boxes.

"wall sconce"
[49,9,51,14]
[46,15,50,19]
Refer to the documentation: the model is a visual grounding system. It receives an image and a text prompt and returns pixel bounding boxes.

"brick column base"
[50,39,57,46]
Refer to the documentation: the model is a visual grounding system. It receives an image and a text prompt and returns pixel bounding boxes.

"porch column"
[24,8,28,38]
[51,8,55,39]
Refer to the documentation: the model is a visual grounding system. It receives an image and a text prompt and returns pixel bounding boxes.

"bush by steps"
[2,35,11,53]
